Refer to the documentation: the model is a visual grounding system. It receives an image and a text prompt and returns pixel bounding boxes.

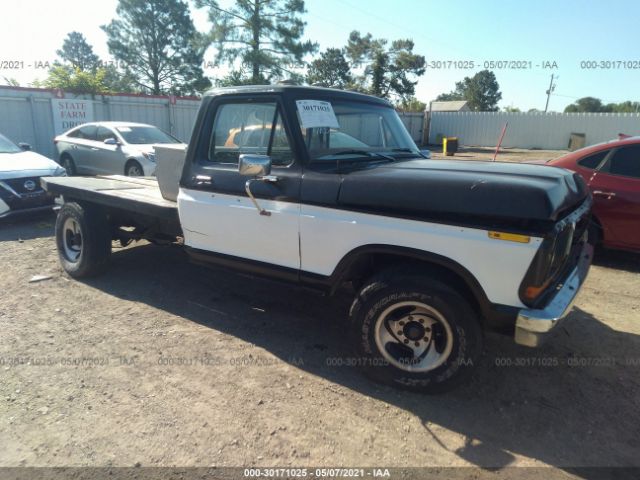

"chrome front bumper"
[514,242,593,347]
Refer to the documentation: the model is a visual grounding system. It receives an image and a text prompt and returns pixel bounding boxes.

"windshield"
[115,126,180,145]
[0,133,22,154]
[298,100,420,162]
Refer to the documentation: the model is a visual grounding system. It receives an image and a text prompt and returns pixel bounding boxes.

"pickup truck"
[42,85,593,392]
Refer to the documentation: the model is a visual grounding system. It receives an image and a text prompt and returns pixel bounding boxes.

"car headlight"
[54,166,67,176]
[142,152,156,162]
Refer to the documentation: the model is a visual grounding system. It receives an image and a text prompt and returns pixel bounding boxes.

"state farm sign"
[51,99,94,135]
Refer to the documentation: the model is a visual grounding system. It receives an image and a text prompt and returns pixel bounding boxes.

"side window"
[578,150,609,170]
[75,125,97,140]
[208,102,292,166]
[96,127,115,143]
[607,146,640,178]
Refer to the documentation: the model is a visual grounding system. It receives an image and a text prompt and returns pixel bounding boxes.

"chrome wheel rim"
[127,164,142,176]
[62,217,83,262]
[374,301,454,373]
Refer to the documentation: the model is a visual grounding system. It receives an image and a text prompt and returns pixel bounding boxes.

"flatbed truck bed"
[41,175,181,239]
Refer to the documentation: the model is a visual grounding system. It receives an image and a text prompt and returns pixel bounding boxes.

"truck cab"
[43,85,594,392]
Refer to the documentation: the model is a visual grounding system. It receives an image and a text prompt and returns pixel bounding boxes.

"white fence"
[6,86,637,156]
[397,111,425,143]
[0,87,428,160]
[429,111,640,150]
[0,86,200,160]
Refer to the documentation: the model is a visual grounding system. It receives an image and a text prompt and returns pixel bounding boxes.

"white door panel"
[178,188,301,270]
[299,204,541,307]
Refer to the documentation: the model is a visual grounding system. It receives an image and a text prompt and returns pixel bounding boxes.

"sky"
[1,0,639,111]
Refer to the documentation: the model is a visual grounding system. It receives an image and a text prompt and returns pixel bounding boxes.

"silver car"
[0,132,66,219]
[54,122,185,176]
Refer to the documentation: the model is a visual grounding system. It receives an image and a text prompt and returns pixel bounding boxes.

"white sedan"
[54,122,186,177]
[0,133,66,219]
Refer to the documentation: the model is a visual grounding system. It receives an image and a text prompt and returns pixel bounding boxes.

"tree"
[607,101,640,113]
[102,0,211,95]
[306,48,352,88]
[397,97,426,112]
[56,32,100,71]
[436,70,502,111]
[2,77,20,87]
[564,97,640,113]
[36,65,113,95]
[564,97,606,113]
[195,0,317,84]
[345,31,425,101]
[503,106,521,113]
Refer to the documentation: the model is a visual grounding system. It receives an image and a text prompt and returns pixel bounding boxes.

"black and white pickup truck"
[42,85,593,392]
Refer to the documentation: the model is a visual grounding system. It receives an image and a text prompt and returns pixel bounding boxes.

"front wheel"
[349,269,483,393]
[125,160,144,177]
[60,155,76,176]
[55,202,111,278]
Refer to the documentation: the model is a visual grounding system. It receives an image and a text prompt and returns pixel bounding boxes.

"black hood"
[337,159,589,226]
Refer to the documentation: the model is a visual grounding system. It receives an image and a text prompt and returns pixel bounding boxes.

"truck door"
[178,98,302,271]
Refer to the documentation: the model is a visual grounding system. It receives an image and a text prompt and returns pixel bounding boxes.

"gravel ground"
[0,213,639,479]
[429,146,567,163]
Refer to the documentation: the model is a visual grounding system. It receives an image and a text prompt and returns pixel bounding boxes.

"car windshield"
[0,134,22,154]
[115,126,180,145]
[299,100,420,163]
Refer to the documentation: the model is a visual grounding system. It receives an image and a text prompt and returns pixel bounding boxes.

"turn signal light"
[488,231,531,243]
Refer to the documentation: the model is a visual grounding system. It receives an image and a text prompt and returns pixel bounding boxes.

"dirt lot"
[429,146,567,163]
[1,212,639,479]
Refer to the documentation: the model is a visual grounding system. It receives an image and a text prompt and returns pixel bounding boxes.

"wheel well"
[334,251,486,322]
[591,214,604,239]
[124,158,142,173]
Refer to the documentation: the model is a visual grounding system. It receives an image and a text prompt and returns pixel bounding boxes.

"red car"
[547,137,640,253]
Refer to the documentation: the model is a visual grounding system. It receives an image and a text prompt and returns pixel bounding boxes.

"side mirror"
[238,154,277,216]
[104,138,118,145]
[239,154,272,177]
[18,142,31,151]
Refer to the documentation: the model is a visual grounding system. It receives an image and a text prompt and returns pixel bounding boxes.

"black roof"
[203,84,392,106]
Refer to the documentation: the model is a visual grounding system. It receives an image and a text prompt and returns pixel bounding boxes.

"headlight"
[53,166,67,176]
[142,152,156,162]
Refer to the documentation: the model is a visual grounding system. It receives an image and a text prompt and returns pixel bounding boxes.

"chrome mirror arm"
[245,175,278,216]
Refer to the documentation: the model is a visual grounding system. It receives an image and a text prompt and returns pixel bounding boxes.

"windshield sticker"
[296,100,340,129]
[117,127,132,132]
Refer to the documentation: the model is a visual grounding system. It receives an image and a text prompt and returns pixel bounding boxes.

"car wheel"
[125,160,144,177]
[349,268,483,393]
[55,202,111,278]
[60,155,76,176]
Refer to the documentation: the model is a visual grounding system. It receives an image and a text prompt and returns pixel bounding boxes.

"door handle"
[593,190,616,199]
[91,147,99,151]
[245,175,279,216]
[194,174,212,185]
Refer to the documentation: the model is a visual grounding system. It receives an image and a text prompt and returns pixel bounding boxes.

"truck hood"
[0,151,61,179]
[337,159,588,224]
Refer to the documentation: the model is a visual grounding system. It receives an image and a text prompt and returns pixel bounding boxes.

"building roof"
[430,101,470,112]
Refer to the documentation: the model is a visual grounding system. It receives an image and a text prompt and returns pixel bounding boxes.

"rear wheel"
[349,268,483,393]
[55,202,111,277]
[60,154,76,176]
[125,160,143,177]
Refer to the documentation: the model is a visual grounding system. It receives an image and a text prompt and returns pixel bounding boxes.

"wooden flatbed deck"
[41,175,178,222]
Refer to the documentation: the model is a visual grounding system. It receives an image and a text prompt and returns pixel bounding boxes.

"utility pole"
[544,74,556,113]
